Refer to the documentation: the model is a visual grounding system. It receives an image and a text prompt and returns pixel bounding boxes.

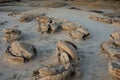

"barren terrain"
[0,0,120,80]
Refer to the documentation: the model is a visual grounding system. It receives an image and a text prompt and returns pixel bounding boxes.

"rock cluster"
[89,16,120,27]
[3,26,22,43]
[36,16,57,34]
[2,26,37,64]
[101,31,120,80]
[36,16,90,39]
[3,41,37,64]
[32,40,81,80]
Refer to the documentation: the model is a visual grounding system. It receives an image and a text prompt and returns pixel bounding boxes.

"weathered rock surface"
[69,26,89,39]
[19,14,35,22]
[101,31,120,79]
[89,16,120,27]
[56,40,78,60]
[36,16,58,34]
[32,40,81,80]
[101,41,120,60]
[89,16,112,24]
[3,41,37,64]
[36,16,90,39]
[110,31,120,40]
[108,60,120,80]
[61,21,77,31]
[3,26,22,43]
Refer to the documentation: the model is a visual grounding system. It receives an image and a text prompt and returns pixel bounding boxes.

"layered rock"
[3,41,37,64]
[108,60,120,80]
[36,16,58,34]
[89,16,120,27]
[36,16,90,39]
[3,26,22,43]
[32,40,81,80]
[100,31,120,80]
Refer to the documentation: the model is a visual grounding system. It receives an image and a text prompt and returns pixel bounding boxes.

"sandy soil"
[0,4,120,80]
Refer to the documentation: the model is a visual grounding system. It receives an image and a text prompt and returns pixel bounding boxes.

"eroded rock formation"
[89,16,120,27]
[19,14,35,22]
[36,16,58,34]
[3,26,22,43]
[36,16,90,39]
[108,60,120,80]
[69,26,89,39]
[101,31,120,80]
[3,41,37,64]
[89,16,112,24]
[32,40,81,80]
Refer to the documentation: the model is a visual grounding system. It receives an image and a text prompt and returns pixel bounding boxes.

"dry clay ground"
[0,7,120,80]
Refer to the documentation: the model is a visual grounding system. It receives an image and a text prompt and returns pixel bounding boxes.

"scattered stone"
[2,26,22,43]
[108,60,120,80]
[3,41,37,64]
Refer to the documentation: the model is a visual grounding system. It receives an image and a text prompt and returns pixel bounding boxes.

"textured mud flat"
[0,7,120,80]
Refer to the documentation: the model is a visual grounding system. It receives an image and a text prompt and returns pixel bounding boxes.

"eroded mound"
[69,26,89,39]
[32,40,81,80]
[108,60,120,80]
[3,41,37,64]
[101,41,120,60]
[101,31,120,79]
[89,16,120,27]
[36,16,58,34]
[36,16,90,39]
[89,16,112,24]
[3,26,22,43]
